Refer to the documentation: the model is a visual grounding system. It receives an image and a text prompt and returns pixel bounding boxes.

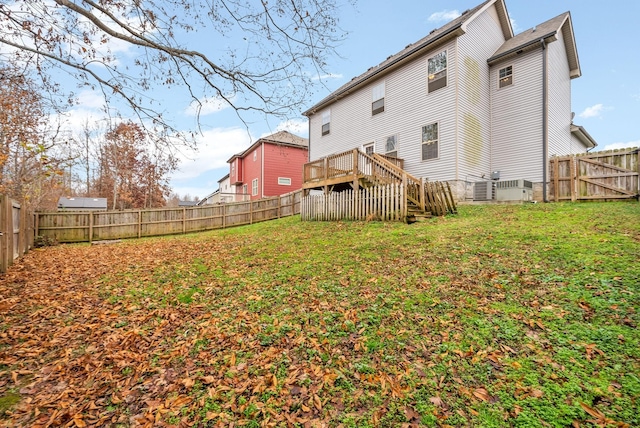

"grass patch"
[0,202,638,427]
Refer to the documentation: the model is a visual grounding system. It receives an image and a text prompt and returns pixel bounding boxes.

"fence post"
[89,211,94,242]
[138,210,142,238]
[182,208,186,234]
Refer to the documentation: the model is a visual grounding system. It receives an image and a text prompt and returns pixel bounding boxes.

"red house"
[227,131,309,200]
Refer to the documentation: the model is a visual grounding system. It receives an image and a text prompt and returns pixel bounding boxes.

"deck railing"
[303,149,426,212]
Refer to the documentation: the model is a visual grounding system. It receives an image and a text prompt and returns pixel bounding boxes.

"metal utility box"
[473,181,495,201]
[496,179,533,202]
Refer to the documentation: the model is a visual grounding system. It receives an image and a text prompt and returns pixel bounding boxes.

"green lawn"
[0,202,638,427]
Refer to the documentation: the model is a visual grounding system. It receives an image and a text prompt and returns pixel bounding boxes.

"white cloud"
[510,17,521,34]
[578,104,609,119]
[599,141,640,151]
[428,10,461,23]
[311,73,343,81]
[184,96,233,117]
[172,127,251,181]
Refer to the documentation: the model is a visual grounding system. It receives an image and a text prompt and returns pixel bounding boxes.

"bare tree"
[0,0,353,142]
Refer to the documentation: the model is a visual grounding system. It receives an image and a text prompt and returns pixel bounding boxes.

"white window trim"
[498,64,513,89]
[427,50,447,93]
[251,178,258,196]
[385,134,398,157]
[253,150,257,161]
[362,142,375,156]
[421,122,440,162]
[321,109,331,136]
[278,177,292,186]
[372,81,385,115]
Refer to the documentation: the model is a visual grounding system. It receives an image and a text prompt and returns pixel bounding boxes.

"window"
[385,135,398,158]
[427,50,447,93]
[251,178,258,196]
[253,150,257,161]
[321,110,331,136]
[499,65,513,88]
[242,184,248,195]
[363,143,374,156]
[421,123,438,160]
[372,82,385,115]
[231,163,235,178]
[278,177,292,185]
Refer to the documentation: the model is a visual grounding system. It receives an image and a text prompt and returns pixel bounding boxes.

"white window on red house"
[252,178,258,196]
[278,177,292,185]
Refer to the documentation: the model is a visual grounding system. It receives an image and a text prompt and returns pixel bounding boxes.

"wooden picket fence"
[301,184,406,221]
[36,191,302,243]
[0,195,34,273]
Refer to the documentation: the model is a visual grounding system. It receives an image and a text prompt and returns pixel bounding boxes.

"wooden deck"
[303,149,405,191]
[302,149,457,220]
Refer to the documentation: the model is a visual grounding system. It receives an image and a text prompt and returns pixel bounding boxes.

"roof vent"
[462,9,470,15]
[532,26,536,32]
[405,43,412,49]
[429,29,436,34]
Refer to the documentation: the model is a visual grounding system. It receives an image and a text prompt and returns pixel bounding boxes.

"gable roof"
[302,0,512,116]
[227,130,308,162]
[571,124,597,149]
[488,12,581,78]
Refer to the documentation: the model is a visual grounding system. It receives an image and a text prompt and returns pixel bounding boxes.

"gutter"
[487,31,556,65]
[303,23,465,116]
[541,38,549,203]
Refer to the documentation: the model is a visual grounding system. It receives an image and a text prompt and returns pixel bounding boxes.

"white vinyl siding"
[491,48,544,182]
[308,38,458,181]
[547,29,574,156]
[457,3,505,180]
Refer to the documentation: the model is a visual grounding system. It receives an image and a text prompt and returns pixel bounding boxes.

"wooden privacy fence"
[549,148,639,201]
[36,191,302,243]
[302,184,405,221]
[0,195,34,273]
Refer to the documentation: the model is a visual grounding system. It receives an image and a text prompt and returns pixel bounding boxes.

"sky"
[57,0,640,200]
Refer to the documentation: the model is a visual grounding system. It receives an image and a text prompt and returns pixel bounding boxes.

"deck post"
[419,177,425,211]
[352,148,360,192]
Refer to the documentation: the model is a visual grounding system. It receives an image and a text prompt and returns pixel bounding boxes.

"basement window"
[372,82,385,115]
[499,65,513,88]
[421,123,438,161]
[427,50,447,93]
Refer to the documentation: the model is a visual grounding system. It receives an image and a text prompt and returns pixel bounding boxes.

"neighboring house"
[58,197,107,211]
[197,174,240,205]
[227,131,308,200]
[302,0,597,201]
[178,200,198,207]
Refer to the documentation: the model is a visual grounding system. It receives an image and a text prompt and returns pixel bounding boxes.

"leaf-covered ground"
[1,202,638,427]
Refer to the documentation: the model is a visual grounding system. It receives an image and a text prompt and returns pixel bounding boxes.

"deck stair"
[303,149,456,221]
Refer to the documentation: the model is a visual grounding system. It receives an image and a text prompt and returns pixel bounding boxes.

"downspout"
[541,38,549,202]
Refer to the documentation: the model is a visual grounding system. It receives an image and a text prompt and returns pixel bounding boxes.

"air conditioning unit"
[473,181,495,201]
[496,179,533,202]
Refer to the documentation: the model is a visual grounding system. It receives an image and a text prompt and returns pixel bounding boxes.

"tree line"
[0,65,176,210]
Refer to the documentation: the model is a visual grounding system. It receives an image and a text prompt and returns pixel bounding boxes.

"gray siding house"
[302,0,596,201]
